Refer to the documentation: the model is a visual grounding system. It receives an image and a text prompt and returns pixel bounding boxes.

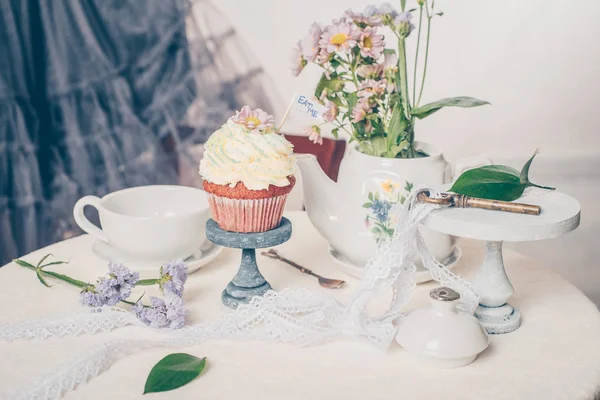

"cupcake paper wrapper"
[206,193,289,233]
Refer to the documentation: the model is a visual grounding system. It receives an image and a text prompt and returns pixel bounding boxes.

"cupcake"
[199,105,296,233]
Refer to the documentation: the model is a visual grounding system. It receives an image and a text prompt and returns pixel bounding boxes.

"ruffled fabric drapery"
[0,0,277,265]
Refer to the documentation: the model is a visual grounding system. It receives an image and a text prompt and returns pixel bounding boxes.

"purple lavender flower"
[164,292,185,329]
[159,260,188,297]
[79,286,106,307]
[395,12,415,38]
[79,262,139,307]
[108,262,139,287]
[134,292,186,329]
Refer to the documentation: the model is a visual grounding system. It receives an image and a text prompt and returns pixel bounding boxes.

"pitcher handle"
[73,196,109,243]
[445,155,492,184]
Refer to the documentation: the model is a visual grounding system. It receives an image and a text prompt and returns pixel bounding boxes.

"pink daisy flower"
[357,79,387,98]
[300,22,323,62]
[304,125,323,145]
[323,100,339,123]
[231,105,275,133]
[358,27,385,59]
[351,98,372,123]
[290,42,307,77]
[357,64,383,80]
[319,22,359,54]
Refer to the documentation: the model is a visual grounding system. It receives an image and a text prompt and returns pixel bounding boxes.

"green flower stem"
[15,260,89,288]
[417,2,433,107]
[136,279,160,286]
[529,183,556,191]
[412,5,424,106]
[398,39,411,117]
[350,57,360,91]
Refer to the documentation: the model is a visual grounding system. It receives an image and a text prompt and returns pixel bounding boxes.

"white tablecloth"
[1,212,600,399]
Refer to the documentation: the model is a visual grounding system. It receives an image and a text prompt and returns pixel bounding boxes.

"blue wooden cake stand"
[205,217,292,309]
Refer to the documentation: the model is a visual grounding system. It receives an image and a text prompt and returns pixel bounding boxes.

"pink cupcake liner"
[206,193,289,233]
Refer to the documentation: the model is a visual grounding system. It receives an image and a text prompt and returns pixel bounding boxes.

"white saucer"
[327,245,462,284]
[92,240,223,274]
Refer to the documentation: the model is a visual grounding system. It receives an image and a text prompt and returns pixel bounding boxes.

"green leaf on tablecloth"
[36,253,54,268]
[36,270,52,288]
[13,259,35,268]
[144,353,207,394]
[450,150,555,201]
[39,260,69,269]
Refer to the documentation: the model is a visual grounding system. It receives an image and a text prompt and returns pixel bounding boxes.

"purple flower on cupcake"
[231,105,275,134]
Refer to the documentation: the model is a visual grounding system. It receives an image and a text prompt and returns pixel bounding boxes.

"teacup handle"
[445,155,492,184]
[73,196,109,243]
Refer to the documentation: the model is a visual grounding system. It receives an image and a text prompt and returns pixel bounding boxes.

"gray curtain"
[0,0,276,265]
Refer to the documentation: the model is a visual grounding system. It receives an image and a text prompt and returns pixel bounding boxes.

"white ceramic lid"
[396,287,489,360]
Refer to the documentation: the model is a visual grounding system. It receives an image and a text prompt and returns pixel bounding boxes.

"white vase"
[296,141,490,273]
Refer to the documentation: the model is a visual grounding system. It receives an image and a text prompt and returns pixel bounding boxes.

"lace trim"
[1,188,480,399]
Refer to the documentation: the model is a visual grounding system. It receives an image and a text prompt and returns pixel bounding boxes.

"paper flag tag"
[291,92,327,120]
[277,92,329,134]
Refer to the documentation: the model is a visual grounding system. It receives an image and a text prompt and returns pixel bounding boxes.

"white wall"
[212,0,600,305]
[215,0,600,161]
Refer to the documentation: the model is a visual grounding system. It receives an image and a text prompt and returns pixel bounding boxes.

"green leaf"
[40,260,68,269]
[13,259,35,268]
[345,92,359,111]
[136,278,160,286]
[450,165,524,201]
[36,253,54,268]
[401,0,407,11]
[362,202,373,208]
[36,270,52,288]
[144,354,207,395]
[519,149,556,190]
[331,127,340,139]
[314,72,345,99]
[388,103,408,140]
[450,151,554,201]
[411,97,490,120]
[368,192,374,201]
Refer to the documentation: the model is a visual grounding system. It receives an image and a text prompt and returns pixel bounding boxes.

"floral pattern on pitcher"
[362,180,413,244]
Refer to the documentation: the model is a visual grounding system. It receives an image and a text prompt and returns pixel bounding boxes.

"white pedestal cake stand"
[421,189,580,334]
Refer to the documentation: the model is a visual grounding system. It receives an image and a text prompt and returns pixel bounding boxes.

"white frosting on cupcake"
[199,119,295,191]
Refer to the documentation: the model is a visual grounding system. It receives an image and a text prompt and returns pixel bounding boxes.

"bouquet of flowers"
[291,1,489,158]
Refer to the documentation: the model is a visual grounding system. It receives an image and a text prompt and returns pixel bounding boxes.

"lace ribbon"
[0,188,479,400]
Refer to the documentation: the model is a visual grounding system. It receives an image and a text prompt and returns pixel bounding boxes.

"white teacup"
[73,185,210,263]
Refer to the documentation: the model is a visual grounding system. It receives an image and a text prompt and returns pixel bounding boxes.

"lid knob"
[430,287,460,302]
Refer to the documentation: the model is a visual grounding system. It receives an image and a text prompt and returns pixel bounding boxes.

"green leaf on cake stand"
[144,353,207,395]
[450,150,555,201]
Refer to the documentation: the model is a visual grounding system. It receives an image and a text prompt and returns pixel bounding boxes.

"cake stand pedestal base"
[475,304,521,334]
[422,189,581,335]
[206,217,292,309]
[471,240,521,334]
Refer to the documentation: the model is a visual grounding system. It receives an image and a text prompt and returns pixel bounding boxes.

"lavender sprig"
[14,255,190,329]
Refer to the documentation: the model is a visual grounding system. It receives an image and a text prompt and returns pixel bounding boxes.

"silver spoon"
[261,249,346,289]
